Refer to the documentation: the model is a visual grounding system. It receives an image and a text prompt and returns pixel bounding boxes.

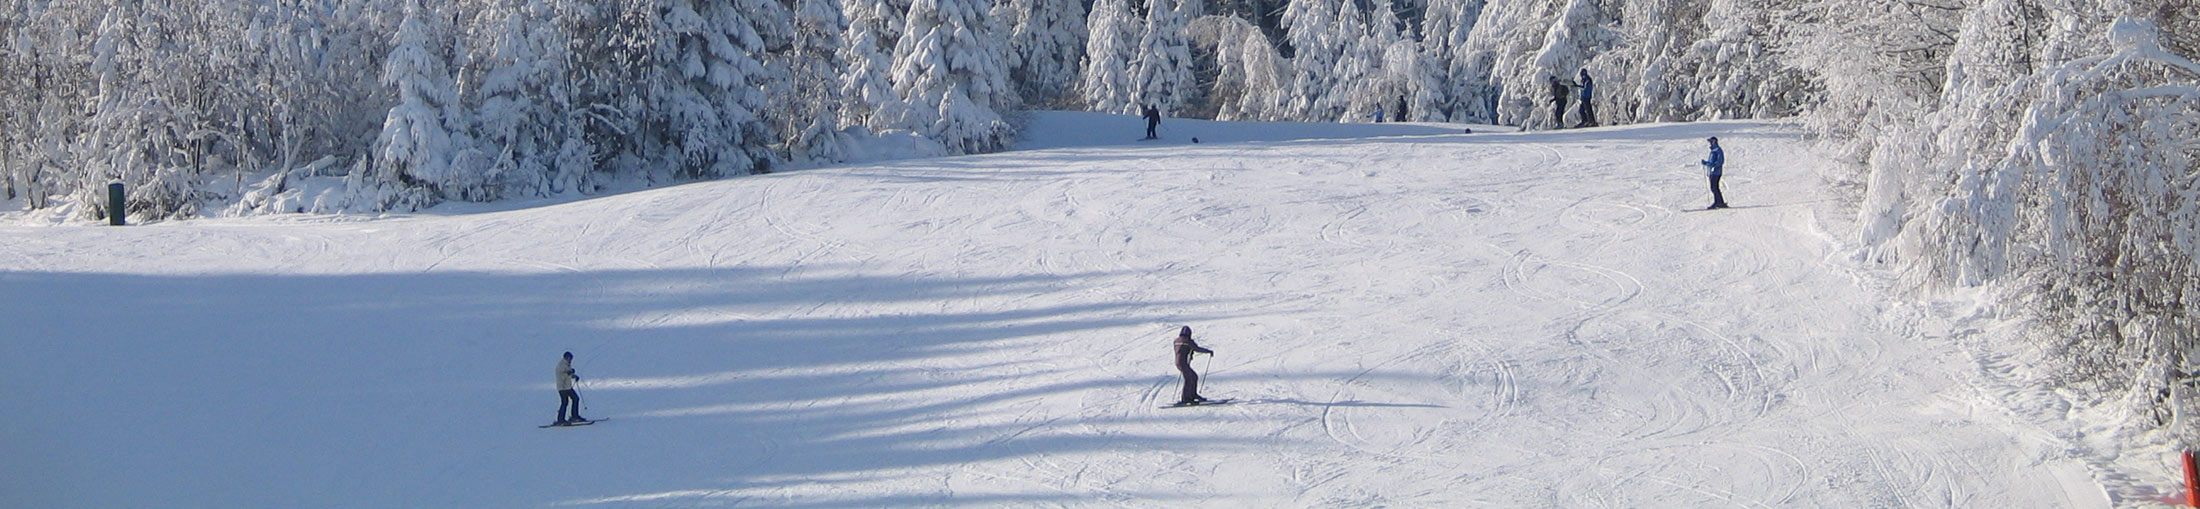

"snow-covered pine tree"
[1189,14,1290,121]
[471,0,579,199]
[646,0,788,179]
[1131,0,1197,116]
[1382,38,1443,122]
[889,0,1014,154]
[1421,0,1488,122]
[841,0,912,132]
[1333,0,1408,122]
[771,0,850,165]
[996,0,1086,108]
[1082,0,1142,114]
[1457,0,1560,127]
[374,0,480,208]
[1282,0,1349,120]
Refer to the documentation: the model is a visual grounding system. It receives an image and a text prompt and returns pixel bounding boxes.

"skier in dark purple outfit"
[1173,326,1214,406]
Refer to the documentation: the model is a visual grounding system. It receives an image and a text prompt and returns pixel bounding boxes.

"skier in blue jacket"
[1702,137,1728,209]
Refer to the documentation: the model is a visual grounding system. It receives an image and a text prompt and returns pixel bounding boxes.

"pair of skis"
[1161,398,1235,409]
[539,418,606,429]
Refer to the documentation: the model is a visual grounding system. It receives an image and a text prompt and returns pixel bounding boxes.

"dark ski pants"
[1579,101,1597,127]
[1552,99,1568,128]
[1709,174,1728,208]
[1176,363,1201,402]
[1146,120,1159,140]
[558,389,584,422]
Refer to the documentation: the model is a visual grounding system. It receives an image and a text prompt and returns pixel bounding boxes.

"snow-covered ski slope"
[2,112,2106,507]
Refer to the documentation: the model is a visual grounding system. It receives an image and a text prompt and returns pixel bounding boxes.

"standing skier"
[1702,137,1729,210]
[1143,105,1162,140]
[1576,69,1597,128]
[1172,326,1214,406]
[1548,76,1570,130]
[555,352,588,425]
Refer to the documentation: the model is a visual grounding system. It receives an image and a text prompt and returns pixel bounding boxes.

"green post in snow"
[107,182,125,226]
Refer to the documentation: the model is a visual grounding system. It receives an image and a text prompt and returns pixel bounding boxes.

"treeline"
[0,0,1825,220]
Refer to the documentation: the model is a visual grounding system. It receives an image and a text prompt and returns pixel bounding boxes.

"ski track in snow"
[0,116,2110,507]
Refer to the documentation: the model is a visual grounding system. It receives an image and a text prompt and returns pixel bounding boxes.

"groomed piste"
[0,112,2104,507]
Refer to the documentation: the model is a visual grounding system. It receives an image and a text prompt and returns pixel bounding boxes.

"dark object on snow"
[1192,137,1200,143]
[107,182,125,226]
[555,352,587,425]
[1577,70,1598,128]
[1463,128,1474,134]
[1143,105,1162,140]
[1702,137,1728,209]
[1162,398,1235,408]
[1173,326,1214,406]
[1395,96,1408,122]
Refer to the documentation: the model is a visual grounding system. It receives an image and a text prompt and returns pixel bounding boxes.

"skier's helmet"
[1179,326,1192,338]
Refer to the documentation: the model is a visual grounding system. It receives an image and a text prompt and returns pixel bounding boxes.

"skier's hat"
[1178,326,1192,338]
[1707,136,1718,143]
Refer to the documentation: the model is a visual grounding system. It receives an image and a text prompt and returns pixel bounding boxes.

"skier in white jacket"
[555,352,588,424]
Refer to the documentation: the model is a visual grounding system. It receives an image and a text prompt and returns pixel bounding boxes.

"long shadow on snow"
[0,266,1286,507]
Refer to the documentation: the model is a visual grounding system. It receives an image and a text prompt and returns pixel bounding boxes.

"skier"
[1394,96,1408,122]
[1172,326,1214,406]
[1143,105,1162,140]
[555,351,588,425]
[1702,137,1729,210]
[1548,76,1570,130]
[1372,107,1384,123]
[1576,69,1597,128]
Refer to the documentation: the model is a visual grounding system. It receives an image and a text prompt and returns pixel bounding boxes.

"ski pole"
[1200,352,1212,396]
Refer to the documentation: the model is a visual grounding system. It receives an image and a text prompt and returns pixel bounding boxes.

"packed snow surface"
[1,113,2103,506]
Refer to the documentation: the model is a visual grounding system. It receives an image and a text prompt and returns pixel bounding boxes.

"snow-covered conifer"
[1281,0,1349,119]
[1131,0,1197,115]
[1081,0,1142,114]
[375,0,480,206]
[1421,0,1488,122]
[770,0,850,165]
[889,0,1014,154]
[472,0,579,198]
[841,0,911,132]
[997,0,1086,107]
[1189,14,1289,121]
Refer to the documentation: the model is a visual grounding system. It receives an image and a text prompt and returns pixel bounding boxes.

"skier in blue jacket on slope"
[1702,137,1729,210]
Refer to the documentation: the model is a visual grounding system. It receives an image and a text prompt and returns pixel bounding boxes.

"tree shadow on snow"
[0,265,1338,507]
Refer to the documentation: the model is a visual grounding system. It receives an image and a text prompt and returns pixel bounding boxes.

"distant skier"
[1576,69,1597,128]
[1394,96,1408,122]
[1548,76,1570,130]
[1702,137,1729,210]
[1172,326,1214,406]
[555,352,588,425]
[1143,105,1162,140]
[1372,107,1384,123]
